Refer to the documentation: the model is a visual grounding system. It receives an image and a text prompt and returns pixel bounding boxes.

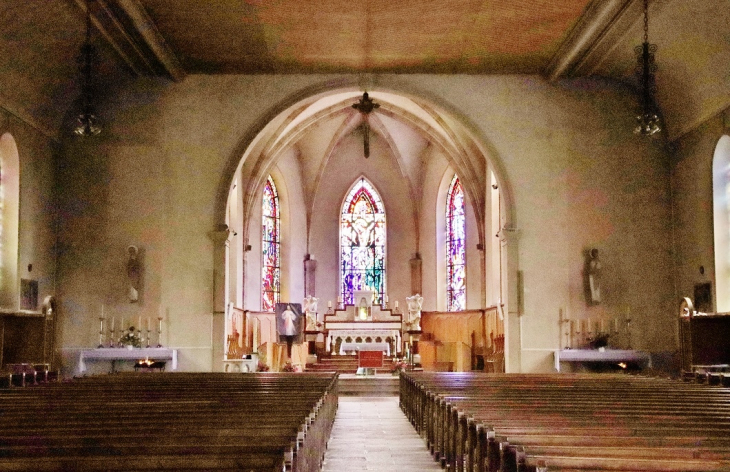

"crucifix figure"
[352,92,380,157]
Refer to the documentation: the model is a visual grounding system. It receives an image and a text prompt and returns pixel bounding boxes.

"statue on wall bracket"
[584,248,601,306]
[126,245,141,303]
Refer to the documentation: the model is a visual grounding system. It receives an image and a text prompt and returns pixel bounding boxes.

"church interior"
[2,0,730,470]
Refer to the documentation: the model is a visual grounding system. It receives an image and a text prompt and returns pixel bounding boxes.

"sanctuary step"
[306,355,399,375]
[337,374,400,396]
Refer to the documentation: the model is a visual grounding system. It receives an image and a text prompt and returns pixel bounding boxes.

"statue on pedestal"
[303,295,319,330]
[406,294,423,330]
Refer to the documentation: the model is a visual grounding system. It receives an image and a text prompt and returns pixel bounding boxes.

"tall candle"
[147,317,150,331]
[328,300,332,308]
[138,316,142,330]
[101,304,105,318]
[600,319,606,333]
[385,295,389,303]
[111,316,115,331]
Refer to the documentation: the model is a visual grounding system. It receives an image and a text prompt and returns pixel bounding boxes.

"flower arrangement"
[256,360,270,372]
[588,332,610,350]
[119,326,142,348]
[281,361,302,372]
[391,358,408,374]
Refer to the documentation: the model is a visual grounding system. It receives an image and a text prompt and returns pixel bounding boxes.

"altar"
[340,341,391,356]
[78,348,178,374]
[554,349,651,372]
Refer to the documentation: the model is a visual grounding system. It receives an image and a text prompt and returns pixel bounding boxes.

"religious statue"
[126,245,141,303]
[587,248,601,305]
[406,294,424,330]
[303,295,319,330]
[358,297,370,321]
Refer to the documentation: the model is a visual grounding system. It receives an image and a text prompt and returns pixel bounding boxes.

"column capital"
[498,226,520,244]
[208,225,232,246]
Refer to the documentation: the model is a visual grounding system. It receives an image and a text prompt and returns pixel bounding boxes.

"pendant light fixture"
[634,0,660,136]
[73,0,101,137]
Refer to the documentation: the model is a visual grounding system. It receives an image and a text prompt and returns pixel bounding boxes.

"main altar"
[324,290,404,356]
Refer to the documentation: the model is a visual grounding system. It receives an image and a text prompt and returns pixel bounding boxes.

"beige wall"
[53,74,676,374]
[671,109,730,314]
[0,112,57,314]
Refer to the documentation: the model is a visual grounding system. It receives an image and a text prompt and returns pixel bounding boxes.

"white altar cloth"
[554,349,651,372]
[78,348,178,373]
[340,342,390,356]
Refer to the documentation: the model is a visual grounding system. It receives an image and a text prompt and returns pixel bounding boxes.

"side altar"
[324,291,404,356]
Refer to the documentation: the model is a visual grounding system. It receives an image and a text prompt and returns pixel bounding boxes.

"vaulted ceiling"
[2,0,729,141]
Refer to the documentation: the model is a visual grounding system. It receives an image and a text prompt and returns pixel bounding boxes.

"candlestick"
[157,316,163,347]
[98,316,105,348]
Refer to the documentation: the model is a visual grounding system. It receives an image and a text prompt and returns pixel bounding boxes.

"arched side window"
[340,178,386,305]
[261,176,280,312]
[446,174,466,311]
[0,133,20,310]
[713,135,730,312]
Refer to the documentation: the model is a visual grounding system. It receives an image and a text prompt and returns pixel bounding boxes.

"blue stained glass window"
[447,175,466,311]
[261,176,280,312]
[340,178,386,305]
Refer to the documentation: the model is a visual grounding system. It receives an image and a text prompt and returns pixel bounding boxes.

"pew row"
[400,372,730,472]
[0,372,339,472]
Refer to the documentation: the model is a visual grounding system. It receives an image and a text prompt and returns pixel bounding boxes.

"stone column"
[209,226,231,372]
[304,255,317,297]
[410,253,422,296]
[499,227,521,373]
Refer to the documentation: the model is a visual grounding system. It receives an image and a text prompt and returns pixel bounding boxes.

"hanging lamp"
[73,0,101,136]
[634,0,660,136]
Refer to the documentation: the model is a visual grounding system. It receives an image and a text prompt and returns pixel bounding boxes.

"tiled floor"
[321,397,443,471]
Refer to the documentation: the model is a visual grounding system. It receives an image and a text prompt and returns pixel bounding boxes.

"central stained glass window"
[340,178,386,305]
[447,174,466,311]
[261,176,280,312]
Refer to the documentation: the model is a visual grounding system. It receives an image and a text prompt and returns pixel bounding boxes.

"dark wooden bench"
[401,372,730,472]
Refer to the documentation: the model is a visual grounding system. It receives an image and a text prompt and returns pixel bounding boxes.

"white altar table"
[554,349,651,372]
[340,342,391,356]
[78,348,178,374]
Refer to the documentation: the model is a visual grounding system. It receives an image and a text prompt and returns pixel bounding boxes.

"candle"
[395,301,399,310]
[147,317,150,331]
[328,300,332,308]
[111,316,115,331]
[600,318,606,333]
[138,316,142,330]
[337,296,342,303]
[385,295,389,303]
[101,304,105,318]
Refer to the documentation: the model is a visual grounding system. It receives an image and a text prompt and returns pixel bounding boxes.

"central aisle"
[321,397,443,471]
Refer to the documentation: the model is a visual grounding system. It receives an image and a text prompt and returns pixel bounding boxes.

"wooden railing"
[419,306,504,372]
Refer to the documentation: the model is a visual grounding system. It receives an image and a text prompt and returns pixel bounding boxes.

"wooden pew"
[0,372,339,472]
[400,372,730,472]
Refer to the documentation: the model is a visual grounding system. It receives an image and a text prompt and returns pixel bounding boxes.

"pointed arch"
[0,132,19,310]
[340,177,386,305]
[446,174,466,311]
[261,175,280,311]
[713,135,730,312]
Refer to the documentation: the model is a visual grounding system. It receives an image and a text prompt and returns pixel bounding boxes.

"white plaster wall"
[54,74,675,374]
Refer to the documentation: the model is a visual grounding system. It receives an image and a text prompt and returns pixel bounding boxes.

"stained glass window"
[261,176,280,312]
[340,178,386,305]
[447,175,466,311]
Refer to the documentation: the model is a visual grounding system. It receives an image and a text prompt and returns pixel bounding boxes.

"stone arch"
[213,78,520,370]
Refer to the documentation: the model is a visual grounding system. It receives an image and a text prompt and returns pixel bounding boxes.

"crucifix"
[352,92,380,158]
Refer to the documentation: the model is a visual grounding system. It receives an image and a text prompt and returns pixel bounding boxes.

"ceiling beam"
[114,0,185,81]
[72,0,185,81]
[544,0,637,81]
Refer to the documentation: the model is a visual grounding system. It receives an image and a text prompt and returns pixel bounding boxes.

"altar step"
[306,355,398,375]
[337,374,400,397]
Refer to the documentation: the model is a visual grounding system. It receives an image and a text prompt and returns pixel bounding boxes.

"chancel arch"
[220,82,516,371]
[0,132,19,310]
[713,135,730,312]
